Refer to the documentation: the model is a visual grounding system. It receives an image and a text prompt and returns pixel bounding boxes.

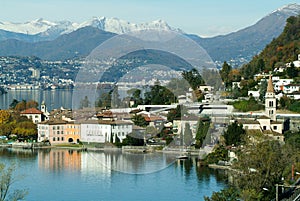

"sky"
[1,0,299,37]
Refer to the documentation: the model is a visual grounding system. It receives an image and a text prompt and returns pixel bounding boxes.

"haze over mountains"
[0,4,299,65]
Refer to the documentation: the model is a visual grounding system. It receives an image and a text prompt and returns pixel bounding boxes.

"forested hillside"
[240,15,300,78]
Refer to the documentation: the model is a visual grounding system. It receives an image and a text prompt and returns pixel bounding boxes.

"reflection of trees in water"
[196,165,228,183]
[0,148,38,159]
[174,157,228,184]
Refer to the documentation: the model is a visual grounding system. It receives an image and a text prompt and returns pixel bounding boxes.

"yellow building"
[65,123,81,143]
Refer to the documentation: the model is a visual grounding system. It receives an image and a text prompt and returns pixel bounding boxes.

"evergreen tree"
[223,122,245,146]
[220,61,232,87]
[80,96,90,109]
[182,68,205,90]
[259,79,267,101]
[184,123,193,146]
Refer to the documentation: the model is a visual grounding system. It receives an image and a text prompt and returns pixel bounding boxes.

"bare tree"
[0,163,27,201]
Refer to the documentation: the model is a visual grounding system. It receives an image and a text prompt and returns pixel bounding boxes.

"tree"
[126,88,143,106]
[233,141,287,201]
[182,68,205,90]
[144,83,176,105]
[96,93,112,108]
[0,110,11,125]
[220,62,232,87]
[195,119,210,148]
[131,114,148,127]
[25,100,38,109]
[259,79,267,101]
[9,99,19,109]
[204,187,239,201]
[257,58,265,72]
[14,100,26,112]
[111,86,121,108]
[279,95,292,109]
[287,62,298,78]
[223,122,245,146]
[0,163,27,201]
[166,78,190,97]
[80,96,90,109]
[121,134,144,146]
[184,123,193,146]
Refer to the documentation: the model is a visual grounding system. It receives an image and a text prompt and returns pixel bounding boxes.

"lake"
[0,148,227,201]
[0,89,74,111]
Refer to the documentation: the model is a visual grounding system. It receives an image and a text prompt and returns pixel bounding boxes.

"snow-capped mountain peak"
[0,17,182,37]
[75,17,182,34]
[0,18,58,34]
[272,3,300,15]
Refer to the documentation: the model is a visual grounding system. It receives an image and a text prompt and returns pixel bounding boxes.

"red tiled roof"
[20,108,43,114]
[141,114,164,122]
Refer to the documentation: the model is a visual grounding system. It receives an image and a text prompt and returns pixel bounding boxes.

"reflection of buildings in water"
[37,149,175,174]
[82,151,176,174]
[38,149,81,171]
[80,152,112,176]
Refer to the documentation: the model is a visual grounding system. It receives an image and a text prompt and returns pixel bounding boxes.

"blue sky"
[1,0,299,37]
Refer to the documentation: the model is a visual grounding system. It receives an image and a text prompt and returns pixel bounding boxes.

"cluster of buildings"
[16,72,300,147]
[20,104,165,145]
[236,76,284,141]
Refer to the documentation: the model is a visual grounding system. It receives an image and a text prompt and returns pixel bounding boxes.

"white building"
[273,79,294,92]
[37,120,68,144]
[283,84,300,94]
[237,75,284,141]
[20,108,44,123]
[80,120,111,143]
[173,116,199,139]
[80,120,133,143]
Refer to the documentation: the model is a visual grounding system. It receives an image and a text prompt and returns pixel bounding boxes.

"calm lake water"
[0,148,227,201]
[0,89,74,111]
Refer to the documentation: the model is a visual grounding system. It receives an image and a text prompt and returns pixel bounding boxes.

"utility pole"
[276,184,279,201]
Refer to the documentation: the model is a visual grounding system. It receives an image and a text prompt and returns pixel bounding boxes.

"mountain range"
[0,4,299,65]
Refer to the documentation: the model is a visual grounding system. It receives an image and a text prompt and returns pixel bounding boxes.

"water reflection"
[0,148,227,201]
[0,148,38,159]
[38,149,82,172]
[0,89,73,110]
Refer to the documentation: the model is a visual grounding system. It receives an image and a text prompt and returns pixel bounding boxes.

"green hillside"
[240,15,300,78]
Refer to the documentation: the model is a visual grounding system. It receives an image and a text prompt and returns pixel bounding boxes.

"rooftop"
[20,108,43,114]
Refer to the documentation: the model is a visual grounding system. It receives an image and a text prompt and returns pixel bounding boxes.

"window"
[61,131,64,134]
[57,131,60,134]
[263,126,266,130]
[53,137,56,141]
[269,101,273,107]
[57,137,60,141]
[61,137,64,141]
[274,126,277,130]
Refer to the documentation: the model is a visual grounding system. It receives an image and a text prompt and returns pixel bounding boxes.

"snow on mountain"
[272,3,300,15]
[0,18,59,35]
[0,17,181,38]
[76,17,182,34]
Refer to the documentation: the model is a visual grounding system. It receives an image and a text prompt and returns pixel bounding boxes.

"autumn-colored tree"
[14,100,26,112]
[0,110,11,124]
[25,100,38,109]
